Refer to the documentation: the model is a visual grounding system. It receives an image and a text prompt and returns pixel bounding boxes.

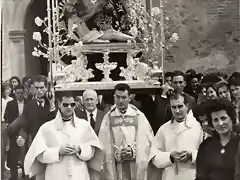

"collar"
[171,110,196,128]
[86,108,97,118]
[54,111,78,131]
[35,98,45,105]
[161,94,167,99]
[17,100,24,104]
[110,104,140,117]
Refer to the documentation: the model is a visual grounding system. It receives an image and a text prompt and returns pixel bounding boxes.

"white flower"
[130,26,138,37]
[72,23,78,30]
[34,17,43,27]
[151,7,161,16]
[170,33,179,42]
[33,32,42,41]
[32,51,40,57]
[76,41,83,46]
[91,0,97,4]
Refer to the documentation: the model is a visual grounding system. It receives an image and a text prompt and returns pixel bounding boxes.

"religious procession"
[1,0,240,180]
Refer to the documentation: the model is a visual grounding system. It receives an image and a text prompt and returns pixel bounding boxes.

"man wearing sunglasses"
[24,92,103,180]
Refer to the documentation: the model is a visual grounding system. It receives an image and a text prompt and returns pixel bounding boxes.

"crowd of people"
[1,70,240,180]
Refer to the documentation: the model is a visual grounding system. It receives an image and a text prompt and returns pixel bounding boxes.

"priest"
[94,83,154,180]
[24,92,103,180]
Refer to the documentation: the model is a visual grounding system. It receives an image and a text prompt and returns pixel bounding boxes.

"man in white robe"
[24,93,103,180]
[93,83,154,180]
[148,93,203,180]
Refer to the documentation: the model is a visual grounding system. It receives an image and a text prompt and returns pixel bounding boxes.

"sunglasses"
[62,103,76,108]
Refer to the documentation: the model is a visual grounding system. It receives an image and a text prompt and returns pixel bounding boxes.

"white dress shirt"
[86,109,97,123]
[17,100,24,114]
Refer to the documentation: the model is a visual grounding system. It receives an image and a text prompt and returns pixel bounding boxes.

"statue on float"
[63,0,135,43]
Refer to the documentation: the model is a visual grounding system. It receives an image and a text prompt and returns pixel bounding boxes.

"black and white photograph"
[1,0,240,179]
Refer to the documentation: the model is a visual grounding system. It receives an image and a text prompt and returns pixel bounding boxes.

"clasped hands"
[170,151,192,163]
[115,145,134,162]
[59,144,81,156]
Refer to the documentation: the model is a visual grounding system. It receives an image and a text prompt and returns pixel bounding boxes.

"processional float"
[33,0,167,94]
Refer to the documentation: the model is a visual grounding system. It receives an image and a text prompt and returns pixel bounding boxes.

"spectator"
[165,72,173,85]
[1,83,13,180]
[195,99,239,180]
[206,83,218,100]
[193,102,213,140]
[4,85,28,180]
[2,83,13,121]
[215,81,231,101]
[197,83,208,105]
[7,75,57,150]
[171,70,196,110]
[185,75,201,101]
[9,76,21,98]
[228,77,240,124]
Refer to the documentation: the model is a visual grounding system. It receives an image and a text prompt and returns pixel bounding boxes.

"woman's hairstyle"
[1,82,11,98]
[228,77,240,87]
[215,81,229,95]
[193,102,207,120]
[206,99,236,127]
[9,76,21,87]
[205,82,217,91]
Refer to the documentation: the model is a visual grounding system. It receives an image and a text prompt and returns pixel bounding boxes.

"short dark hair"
[57,91,75,101]
[165,72,173,78]
[228,77,240,87]
[193,102,208,120]
[32,75,48,87]
[114,83,131,94]
[10,76,21,86]
[205,82,217,91]
[186,69,196,75]
[206,99,236,127]
[169,93,188,105]
[15,84,25,91]
[172,71,186,81]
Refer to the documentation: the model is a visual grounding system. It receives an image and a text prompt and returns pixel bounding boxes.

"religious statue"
[64,0,135,43]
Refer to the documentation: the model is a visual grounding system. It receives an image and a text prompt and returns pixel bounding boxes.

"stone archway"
[2,0,40,80]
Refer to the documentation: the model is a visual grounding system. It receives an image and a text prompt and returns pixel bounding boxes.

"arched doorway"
[24,0,48,76]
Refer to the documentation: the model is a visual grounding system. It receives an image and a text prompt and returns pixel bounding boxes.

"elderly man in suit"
[4,84,28,180]
[75,89,105,135]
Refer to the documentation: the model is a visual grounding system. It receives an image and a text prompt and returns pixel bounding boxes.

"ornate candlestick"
[95,51,117,82]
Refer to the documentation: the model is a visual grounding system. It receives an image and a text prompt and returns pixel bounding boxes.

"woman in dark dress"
[195,99,240,180]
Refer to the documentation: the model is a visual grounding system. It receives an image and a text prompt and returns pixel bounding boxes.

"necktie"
[37,99,44,107]
[90,113,95,128]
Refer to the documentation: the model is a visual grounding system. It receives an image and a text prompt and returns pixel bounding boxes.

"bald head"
[82,89,98,112]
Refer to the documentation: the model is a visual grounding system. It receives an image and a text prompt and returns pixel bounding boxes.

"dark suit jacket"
[8,99,57,139]
[75,108,105,135]
[4,99,28,125]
